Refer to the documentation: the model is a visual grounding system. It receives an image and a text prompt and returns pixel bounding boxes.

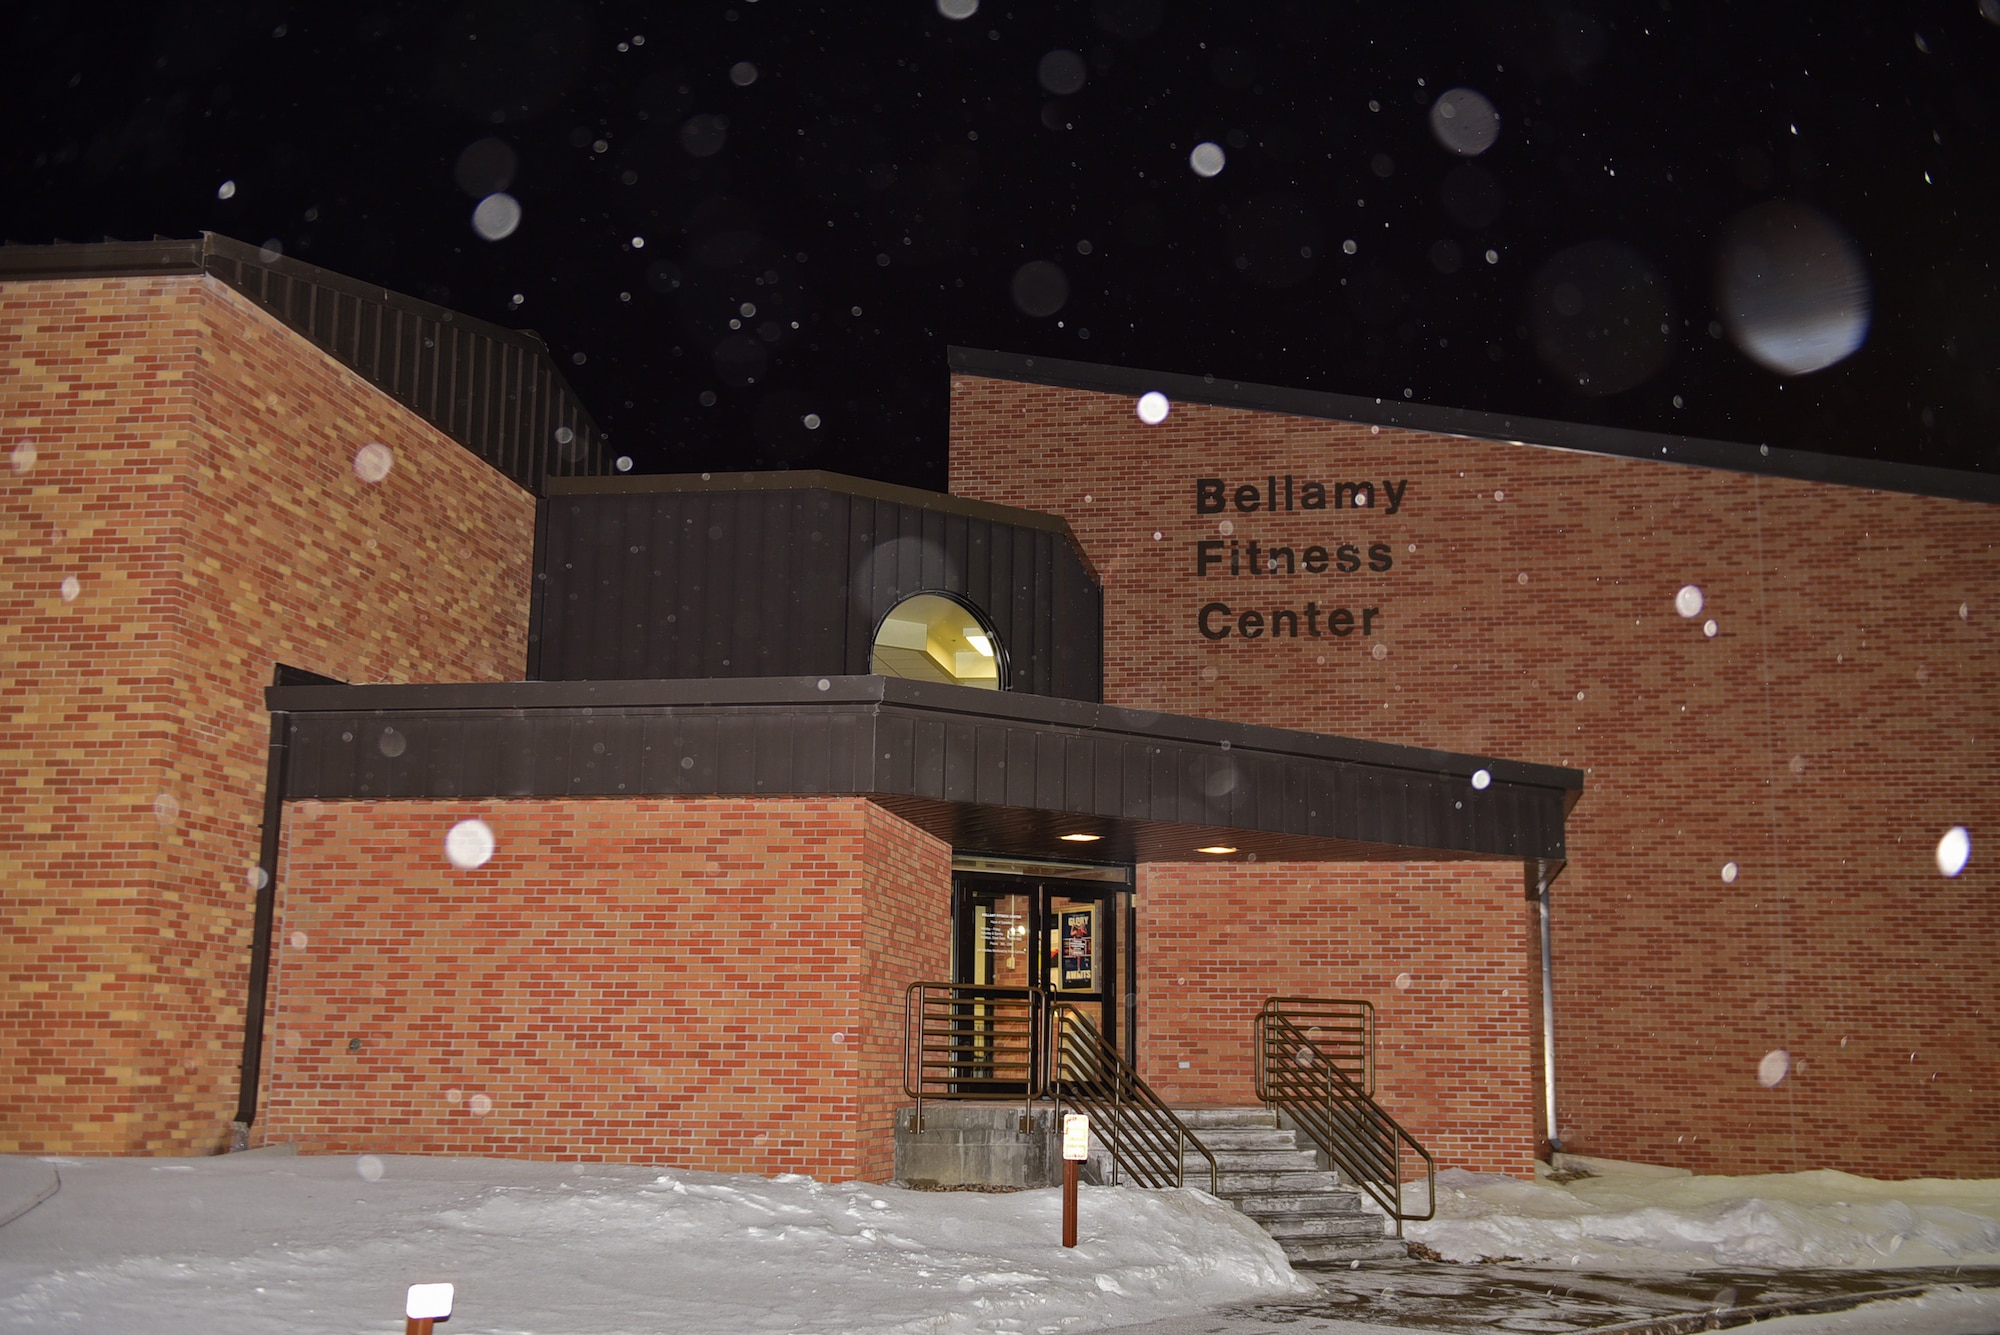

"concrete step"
[1226,1187,1365,1216]
[1171,1105,1394,1266]
[1208,1167,1346,1194]
[1188,1148,1322,1173]
[1283,1236,1409,1265]
[1190,1126,1303,1152]
[1173,1106,1276,1130]
[1255,1211,1391,1242]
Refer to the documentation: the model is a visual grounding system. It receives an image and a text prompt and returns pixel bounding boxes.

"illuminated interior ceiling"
[871,593,1001,689]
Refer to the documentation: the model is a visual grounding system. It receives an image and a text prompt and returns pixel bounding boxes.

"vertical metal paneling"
[1033,731,1066,809]
[616,495,649,680]
[716,714,759,792]
[845,495,878,671]
[789,710,831,792]
[412,720,462,798]
[1154,744,1186,824]
[457,717,500,796]
[941,720,979,800]
[529,486,1103,695]
[643,497,682,679]
[973,722,1012,806]
[1087,736,1122,816]
[751,713,796,793]
[1117,740,1151,819]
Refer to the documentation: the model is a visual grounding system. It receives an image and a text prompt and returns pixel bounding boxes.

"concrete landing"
[0,1156,61,1230]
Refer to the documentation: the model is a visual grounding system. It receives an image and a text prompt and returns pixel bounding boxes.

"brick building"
[3,241,1993,1184]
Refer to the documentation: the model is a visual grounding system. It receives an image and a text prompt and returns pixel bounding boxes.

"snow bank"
[0,1153,1310,1335]
[1404,1160,2000,1269]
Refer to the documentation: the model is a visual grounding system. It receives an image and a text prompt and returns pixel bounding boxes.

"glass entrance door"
[952,870,1129,1060]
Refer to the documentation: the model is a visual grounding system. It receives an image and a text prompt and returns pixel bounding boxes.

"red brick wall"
[0,276,533,1155]
[1138,861,1536,1177]
[258,798,949,1179]
[950,373,2000,1178]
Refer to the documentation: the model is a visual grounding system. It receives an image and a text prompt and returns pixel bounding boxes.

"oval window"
[870,593,1004,690]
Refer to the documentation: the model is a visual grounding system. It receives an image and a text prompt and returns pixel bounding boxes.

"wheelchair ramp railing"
[1261,996,1375,1095]
[1050,1002,1218,1194]
[903,983,1045,1130]
[1255,1002,1434,1235]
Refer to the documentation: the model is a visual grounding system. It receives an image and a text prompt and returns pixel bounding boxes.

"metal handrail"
[903,982,1045,1130]
[1261,996,1375,1095]
[1049,1003,1219,1195]
[1255,1007,1435,1234]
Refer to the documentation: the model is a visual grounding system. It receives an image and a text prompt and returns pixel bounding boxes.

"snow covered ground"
[2,1149,1998,1334]
[1403,1154,2000,1271]
[0,1151,1307,1335]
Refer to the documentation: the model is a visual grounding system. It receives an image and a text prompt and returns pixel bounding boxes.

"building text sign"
[1190,474,1406,643]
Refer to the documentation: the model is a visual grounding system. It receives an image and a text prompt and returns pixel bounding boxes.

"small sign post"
[406,1282,453,1335]
[1061,1112,1089,1248]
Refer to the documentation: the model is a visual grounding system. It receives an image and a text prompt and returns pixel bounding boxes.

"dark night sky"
[6,1,1999,490]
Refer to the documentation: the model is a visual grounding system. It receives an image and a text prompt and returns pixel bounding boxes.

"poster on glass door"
[1058,907,1095,990]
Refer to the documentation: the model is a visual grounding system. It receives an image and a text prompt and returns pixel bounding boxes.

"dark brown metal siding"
[173,234,605,494]
[273,693,1573,862]
[533,486,1104,701]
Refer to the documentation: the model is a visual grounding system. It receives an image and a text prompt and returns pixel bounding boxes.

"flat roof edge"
[947,346,2000,506]
[264,673,1584,793]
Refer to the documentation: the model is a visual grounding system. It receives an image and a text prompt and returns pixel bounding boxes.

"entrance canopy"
[269,675,1580,880]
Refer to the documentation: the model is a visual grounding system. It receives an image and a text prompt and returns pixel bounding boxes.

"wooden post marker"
[1061,1112,1089,1248]
[406,1282,453,1335]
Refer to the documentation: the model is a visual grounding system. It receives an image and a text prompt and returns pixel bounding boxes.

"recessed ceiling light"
[1196,845,1237,855]
[1059,832,1102,842]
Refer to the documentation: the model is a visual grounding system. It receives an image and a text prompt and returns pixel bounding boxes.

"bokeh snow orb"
[468,1093,495,1117]
[377,726,407,758]
[1529,241,1675,396]
[446,819,496,869]
[1009,260,1069,317]
[453,137,517,197]
[1717,201,1871,376]
[1189,142,1226,178]
[357,1156,386,1182]
[1137,391,1170,424]
[1038,49,1087,96]
[1757,1049,1790,1088]
[1936,826,1971,878]
[1394,972,1414,991]
[217,179,237,200]
[1721,861,1739,884]
[289,930,307,949]
[153,793,181,824]
[1704,619,1719,638]
[730,61,758,87]
[936,0,978,17]
[10,439,36,472]
[60,575,80,602]
[1429,88,1501,156]
[803,412,822,430]
[353,442,394,483]
[471,192,523,241]
[1675,584,1705,618]
[1471,768,1492,790]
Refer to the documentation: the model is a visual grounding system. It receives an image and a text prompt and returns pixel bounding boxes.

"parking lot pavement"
[1107,1259,2000,1334]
